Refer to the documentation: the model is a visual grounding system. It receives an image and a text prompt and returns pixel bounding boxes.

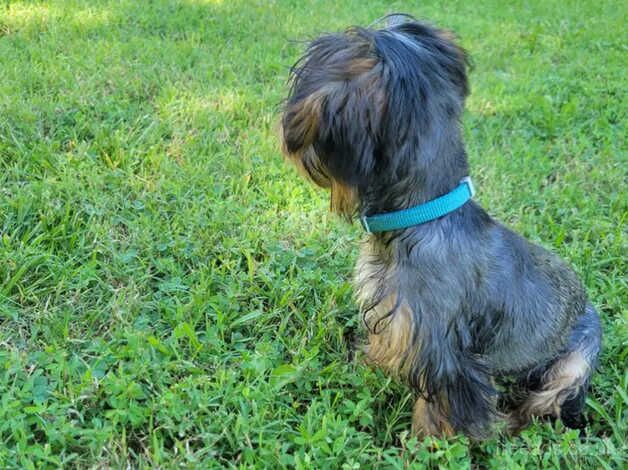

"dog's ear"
[282,32,384,191]
[433,29,470,98]
[392,22,470,99]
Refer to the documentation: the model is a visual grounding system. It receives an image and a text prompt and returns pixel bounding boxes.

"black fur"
[280,16,602,439]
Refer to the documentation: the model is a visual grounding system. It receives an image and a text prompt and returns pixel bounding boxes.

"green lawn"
[0,0,626,467]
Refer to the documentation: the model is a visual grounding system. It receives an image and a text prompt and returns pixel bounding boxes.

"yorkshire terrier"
[279,15,602,439]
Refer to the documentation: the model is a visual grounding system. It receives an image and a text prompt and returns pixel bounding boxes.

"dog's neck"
[359,138,469,218]
[355,130,481,264]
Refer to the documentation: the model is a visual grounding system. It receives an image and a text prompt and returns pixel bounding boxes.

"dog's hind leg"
[517,303,602,428]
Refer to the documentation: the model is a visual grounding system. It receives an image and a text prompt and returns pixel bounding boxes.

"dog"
[279,15,602,439]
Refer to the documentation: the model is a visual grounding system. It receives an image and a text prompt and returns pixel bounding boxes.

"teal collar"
[360,177,475,233]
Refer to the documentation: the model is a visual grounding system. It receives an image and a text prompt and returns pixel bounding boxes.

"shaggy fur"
[280,15,602,439]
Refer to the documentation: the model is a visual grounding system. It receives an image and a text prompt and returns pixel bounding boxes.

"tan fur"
[330,180,357,219]
[281,91,326,157]
[353,241,386,310]
[288,146,331,188]
[346,56,378,75]
[354,244,419,378]
[518,351,590,420]
[364,296,418,377]
[412,397,454,437]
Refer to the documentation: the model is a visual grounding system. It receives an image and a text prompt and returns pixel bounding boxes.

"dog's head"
[281,16,469,219]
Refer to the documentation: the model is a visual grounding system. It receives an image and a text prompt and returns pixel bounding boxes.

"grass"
[0,0,626,467]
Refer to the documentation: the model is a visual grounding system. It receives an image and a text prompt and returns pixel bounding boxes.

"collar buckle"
[360,215,372,233]
[460,176,475,198]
